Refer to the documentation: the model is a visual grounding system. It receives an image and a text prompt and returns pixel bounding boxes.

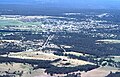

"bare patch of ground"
[0,62,53,77]
[81,66,120,77]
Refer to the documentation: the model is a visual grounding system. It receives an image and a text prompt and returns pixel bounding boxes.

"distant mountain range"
[0,0,120,9]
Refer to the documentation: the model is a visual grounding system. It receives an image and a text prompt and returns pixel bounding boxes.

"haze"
[0,0,120,9]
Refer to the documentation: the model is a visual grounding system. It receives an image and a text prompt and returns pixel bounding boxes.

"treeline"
[0,56,51,68]
[65,73,81,77]
[45,64,99,75]
[54,51,97,64]
[54,51,120,68]
[64,54,97,63]
[0,57,99,75]
[0,75,11,77]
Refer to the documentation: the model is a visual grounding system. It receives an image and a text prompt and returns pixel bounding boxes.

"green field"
[0,19,42,26]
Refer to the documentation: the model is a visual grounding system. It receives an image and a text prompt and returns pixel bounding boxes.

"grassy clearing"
[96,39,120,44]
[64,51,90,57]
[111,56,120,62]
[1,51,95,67]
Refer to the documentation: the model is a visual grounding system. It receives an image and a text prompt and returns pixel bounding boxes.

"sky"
[0,0,120,9]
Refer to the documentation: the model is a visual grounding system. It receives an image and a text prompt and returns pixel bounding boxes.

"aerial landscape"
[0,0,120,77]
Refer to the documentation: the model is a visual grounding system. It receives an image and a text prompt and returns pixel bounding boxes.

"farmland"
[0,10,120,77]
